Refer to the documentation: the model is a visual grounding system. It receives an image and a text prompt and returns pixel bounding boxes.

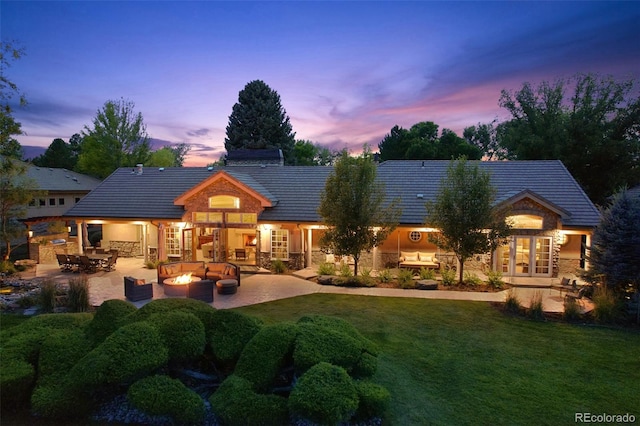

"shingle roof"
[25,164,101,192]
[64,160,600,227]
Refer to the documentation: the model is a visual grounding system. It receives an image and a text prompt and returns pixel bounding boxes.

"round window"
[409,231,422,242]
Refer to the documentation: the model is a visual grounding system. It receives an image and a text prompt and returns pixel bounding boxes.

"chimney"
[136,164,143,175]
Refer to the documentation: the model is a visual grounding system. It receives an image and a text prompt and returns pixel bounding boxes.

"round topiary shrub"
[127,375,205,424]
[288,362,359,425]
[354,380,390,420]
[209,310,263,368]
[0,357,35,410]
[233,322,299,391]
[209,375,288,426]
[297,314,379,355]
[124,298,216,331]
[68,321,168,388]
[148,311,205,362]
[85,299,138,345]
[293,323,363,373]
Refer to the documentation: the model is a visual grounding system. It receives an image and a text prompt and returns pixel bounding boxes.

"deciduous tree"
[497,74,640,205]
[77,99,151,178]
[425,158,511,284]
[318,148,401,276]
[225,80,295,164]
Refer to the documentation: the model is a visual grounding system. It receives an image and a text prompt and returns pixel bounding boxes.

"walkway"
[31,258,590,314]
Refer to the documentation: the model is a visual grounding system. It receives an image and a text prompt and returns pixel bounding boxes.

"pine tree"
[225,80,295,164]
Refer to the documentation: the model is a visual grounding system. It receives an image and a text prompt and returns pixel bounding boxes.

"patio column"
[157,223,166,261]
[306,228,312,268]
[76,220,84,255]
[142,223,148,263]
[584,233,591,270]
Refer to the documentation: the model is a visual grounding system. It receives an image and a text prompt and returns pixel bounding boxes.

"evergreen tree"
[584,188,640,294]
[225,80,296,164]
[32,138,79,169]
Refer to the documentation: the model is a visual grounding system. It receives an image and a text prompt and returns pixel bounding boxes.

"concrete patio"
[28,257,592,314]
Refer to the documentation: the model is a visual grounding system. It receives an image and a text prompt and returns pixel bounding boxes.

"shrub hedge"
[68,321,168,388]
[85,299,137,345]
[234,322,299,391]
[148,311,205,361]
[293,323,363,373]
[209,310,263,368]
[354,380,390,420]
[288,362,359,425]
[128,375,205,424]
[209,375,288,426]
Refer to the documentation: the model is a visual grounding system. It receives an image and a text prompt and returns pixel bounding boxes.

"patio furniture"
[216,279,238,294]
[205,262,241,286]
[124,276,153,302]
[163,276,201,297]
[79,255,98,273]
[187,279,214,303]
[56,254,73,272]
[102,254,116,271]
[398,251,440,270]
[235,248,246,261]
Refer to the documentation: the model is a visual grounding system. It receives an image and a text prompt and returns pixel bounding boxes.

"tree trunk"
[353,256,359,277]
[457,255,465,284]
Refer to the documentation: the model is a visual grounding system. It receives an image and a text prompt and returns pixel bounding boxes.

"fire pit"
[163,273,201,297]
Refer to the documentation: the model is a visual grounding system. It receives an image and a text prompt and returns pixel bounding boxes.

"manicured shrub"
[30,329,93,418]
[289,362,359,425]
[67,275,90,312]
[209,375,288,426]
[125,297,216,329]
[85,299,137,345]
[234,322,299,391]
[68,321,168,388]
[148,311,205,361]
[297,314,378,356]
[39,279,58,313]
[294,323,363,374]
[209,310,263,368]
[352,352,378,378]
[128,375,205,424]
[317,261,335,275]
[354,380,390,420]
[0,357,35,410]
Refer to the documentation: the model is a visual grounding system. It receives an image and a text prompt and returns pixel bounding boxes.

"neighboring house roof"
[64,160,600,228]
[25,164,102,192]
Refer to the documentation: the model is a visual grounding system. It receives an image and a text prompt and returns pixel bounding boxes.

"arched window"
[208,195,239,209]
[508,214,543,229]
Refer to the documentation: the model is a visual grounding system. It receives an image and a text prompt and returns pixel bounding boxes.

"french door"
[499,236,552,277]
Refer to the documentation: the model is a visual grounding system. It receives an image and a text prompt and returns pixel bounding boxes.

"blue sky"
[3,1,639,166]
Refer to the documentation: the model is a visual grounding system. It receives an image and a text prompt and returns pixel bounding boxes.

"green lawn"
[235,294,640,425]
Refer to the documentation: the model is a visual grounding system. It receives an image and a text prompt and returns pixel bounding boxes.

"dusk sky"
[3,1,639,166]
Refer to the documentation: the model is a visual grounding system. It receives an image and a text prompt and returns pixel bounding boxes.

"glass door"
[514,237,530,276]
[508,236,552,277]
[182,228,194,261]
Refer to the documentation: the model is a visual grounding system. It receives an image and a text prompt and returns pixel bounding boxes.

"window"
[165,227,181,257]
[39,199,46,207]
[409,231,422,242]
[58,198,65,206]
[193,212,223,223]
[209,195,240,209]
[271,230,289,260]
[508,214,543,229]
[226,213,257,224]
[49,198,56,206]
[75,197,81,203]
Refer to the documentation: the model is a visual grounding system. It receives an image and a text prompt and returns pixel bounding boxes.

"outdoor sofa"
[398,251,440,270]
[157,261,240,286]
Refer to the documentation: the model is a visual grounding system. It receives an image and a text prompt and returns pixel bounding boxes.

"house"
[61,160,600,278]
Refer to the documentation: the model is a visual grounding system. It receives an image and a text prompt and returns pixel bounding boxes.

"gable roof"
[64,160,600,227]
[174,170,274,207]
